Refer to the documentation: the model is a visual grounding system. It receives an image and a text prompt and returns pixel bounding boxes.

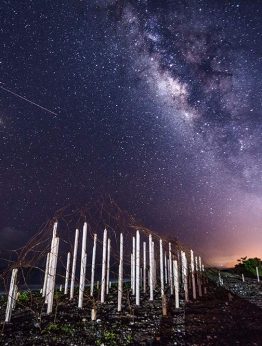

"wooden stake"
[91,308,97,321]
[70,228,79,300]
[162,294,167,316]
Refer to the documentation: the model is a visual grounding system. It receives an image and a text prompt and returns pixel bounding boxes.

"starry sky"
[1,0,261,267]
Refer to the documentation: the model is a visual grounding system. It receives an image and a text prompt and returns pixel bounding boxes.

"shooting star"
[0,83,58,116]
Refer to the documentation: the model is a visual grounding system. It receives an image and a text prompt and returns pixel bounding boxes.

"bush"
[234,257,262,277]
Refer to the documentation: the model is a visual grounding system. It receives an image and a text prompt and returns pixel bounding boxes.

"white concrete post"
[159,239,164,297]
[78,223,87,308]
[11,285,18,310]
[168,243,173,295]
[149,234,154,301]
[135,230,140,306]
[143,241,146,293]
[164,251,168,284]
[152,242,156,289]
[106,238,111,295]
[196,256,202,297]
[173,260,179,308]
[181,251,189,302]
[90,234,97,297]
[52,221,58,238]
[45,222,58,303]
[5,268,18,322]
[100,228,107,303]
[242,273,245,282]
[117,233,123,312]
[190,250,196,299]
[132,236,136,295]
[42,252,50,297]
[70,228,79,300]
[47,236,60,314]
[199,256,202,272]
[131,253,133,292]
[256,266,260,282]
[64,252,71,295]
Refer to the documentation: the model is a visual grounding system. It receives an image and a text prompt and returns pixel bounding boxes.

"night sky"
[1,0,261,266]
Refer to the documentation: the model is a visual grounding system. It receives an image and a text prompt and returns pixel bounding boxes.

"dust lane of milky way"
[0,0,261,266]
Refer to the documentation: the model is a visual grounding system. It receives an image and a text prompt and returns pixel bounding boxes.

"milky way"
[0,0,261,265]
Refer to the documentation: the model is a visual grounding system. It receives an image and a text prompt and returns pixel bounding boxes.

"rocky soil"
[0,273,261,345]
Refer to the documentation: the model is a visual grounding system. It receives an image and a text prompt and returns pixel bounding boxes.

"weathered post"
[136,230,140,306]
[70,228,79,300]
[106,238,111,295]
[162,293,167,316]
[117,233,123,312]
[90,234,97,297]
[64,252,71,295]
[100,228,107,303]
[242,273,245,282]
[5,268,18,322]
[78,222,87,308]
